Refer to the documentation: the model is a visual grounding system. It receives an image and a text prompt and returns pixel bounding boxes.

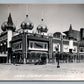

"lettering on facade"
[28,40,48,51]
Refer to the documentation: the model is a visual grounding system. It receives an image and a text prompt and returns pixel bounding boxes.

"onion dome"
[37,19,48,33]
[1,21,7,31]
[21,15,34,30]
[1,13,16,32]
[53,32,62,38]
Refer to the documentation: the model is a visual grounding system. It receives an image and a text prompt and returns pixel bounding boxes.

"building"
[0,31,7,63]
[0,13,84,64]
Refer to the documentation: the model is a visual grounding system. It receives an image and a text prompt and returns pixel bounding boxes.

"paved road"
[0,63,84,81]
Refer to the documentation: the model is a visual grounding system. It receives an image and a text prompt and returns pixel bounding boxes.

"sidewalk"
[0,63,84,80]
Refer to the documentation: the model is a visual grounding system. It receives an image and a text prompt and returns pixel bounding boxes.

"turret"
[37,19,48,35]
[21,15,34,33]
[1,13,16,63]
[68,24,74,53]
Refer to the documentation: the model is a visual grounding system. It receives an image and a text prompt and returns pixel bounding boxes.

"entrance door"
[26,52,37,64]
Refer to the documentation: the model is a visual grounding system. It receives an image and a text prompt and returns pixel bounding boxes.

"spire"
[63,24,73,39]
[68,24,73,39]
[69,24,72,32]
[1,13,16,32]
[7,13,13,26]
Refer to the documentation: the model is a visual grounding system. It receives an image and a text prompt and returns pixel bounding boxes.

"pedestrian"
[13,55,16,65]
[56,50,60,68]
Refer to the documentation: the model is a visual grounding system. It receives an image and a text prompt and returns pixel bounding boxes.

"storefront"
[27,39,49,64]
[11,33,49,64]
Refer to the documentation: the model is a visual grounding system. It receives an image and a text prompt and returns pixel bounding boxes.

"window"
[30,42,33,48]
[12,41,22,50]
[44,44,47,49]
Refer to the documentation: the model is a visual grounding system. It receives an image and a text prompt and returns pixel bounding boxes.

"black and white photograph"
[0,4,84,81]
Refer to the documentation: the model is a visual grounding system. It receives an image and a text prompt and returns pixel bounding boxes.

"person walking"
[13,55,16,65]
[55,48,60,68]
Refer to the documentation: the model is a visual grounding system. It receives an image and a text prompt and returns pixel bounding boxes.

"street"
[0,62,84,81]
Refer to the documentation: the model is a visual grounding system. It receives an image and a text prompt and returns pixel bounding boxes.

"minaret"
[1,13,16,63]
[7,13,16,48]
[68,24,74,53]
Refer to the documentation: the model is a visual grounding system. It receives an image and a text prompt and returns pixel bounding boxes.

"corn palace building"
[0,13,84,64]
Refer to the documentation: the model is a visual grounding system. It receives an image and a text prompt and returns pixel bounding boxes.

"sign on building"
[28,40,48,51]
[72,46,77,53]
[53,43,60,52]
[63,45,69,52]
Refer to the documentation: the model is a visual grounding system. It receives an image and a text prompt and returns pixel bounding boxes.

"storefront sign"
[72,46,77,53]
[63,45,77,53]
[63,45,69,52]
[28,40,48,51]
[53,43,60,52]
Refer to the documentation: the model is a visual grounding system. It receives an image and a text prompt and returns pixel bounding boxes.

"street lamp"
[77,40,80,62]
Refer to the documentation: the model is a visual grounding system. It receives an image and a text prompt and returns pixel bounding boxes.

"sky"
[0,4,84,34]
